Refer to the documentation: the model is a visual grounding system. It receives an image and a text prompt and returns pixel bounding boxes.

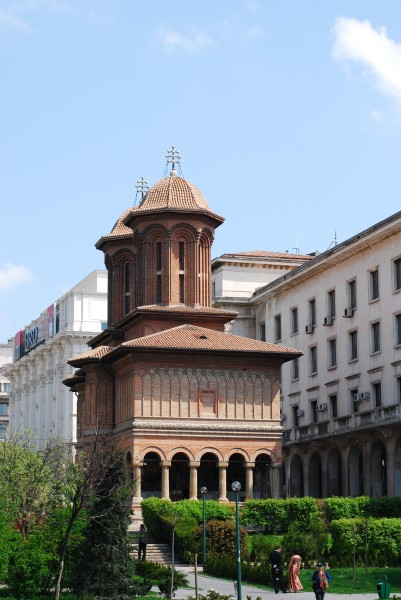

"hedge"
[330,518,401,567]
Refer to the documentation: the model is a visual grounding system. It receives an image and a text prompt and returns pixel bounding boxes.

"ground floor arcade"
[285,427,401,498]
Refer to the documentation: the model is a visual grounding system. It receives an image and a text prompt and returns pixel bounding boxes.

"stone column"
[161,461,171,500]
[218,462,228,502]
[245,462,255,500]
[133,462,142,502]
[189,462,200,499]
[271,462,282,498]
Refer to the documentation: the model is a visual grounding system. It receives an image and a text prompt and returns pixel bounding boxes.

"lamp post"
[201,486,208,565]
[231,481,242,600]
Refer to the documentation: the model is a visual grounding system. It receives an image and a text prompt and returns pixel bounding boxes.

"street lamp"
[201,486,208,565]
[231,481,242,600]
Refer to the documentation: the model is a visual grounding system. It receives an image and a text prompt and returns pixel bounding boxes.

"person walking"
[269,545,287,594]
[288,549,303,592]
[312,562,331,600]
[138,523,148,561]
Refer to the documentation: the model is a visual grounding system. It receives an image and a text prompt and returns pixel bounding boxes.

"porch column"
[161,461,171,500]
[133,462,142,502]
[245,462,255,500]
[271,462,282,498]
[189,461,200,499]
[218,461,228,502]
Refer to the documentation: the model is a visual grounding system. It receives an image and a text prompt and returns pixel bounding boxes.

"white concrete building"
[213,212,401,498]
[0,340,13,440]
[212,251,312,338]
[1,270,107,447]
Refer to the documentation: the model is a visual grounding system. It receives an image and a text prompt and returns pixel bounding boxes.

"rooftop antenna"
[292,248,300,255]
[326,230,338,251]
[135,176,149,205]
[165,145,183,177]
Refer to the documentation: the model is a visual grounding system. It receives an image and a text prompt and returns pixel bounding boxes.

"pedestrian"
[138,523,147,561]
[288,548,303,592]
[21,513,30,541]
[269,545,287,594]
[312,562,331,600]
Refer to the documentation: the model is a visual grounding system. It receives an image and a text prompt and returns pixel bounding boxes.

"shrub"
[330,518,401,567]
[203,519,248,562]
[282,520,330,566]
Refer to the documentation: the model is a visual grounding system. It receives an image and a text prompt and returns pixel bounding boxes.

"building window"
[124,262,131,314]
[292,357,299,380]
[330,394,337,418]
[347,279,357,311]
[397,376,401,404]
[328,290,336,320]
[349,330,358,361]
[2,383,10,393]
[373,382,382,407]
[0,424,6,439]
[370,269,379,301]
[179,241,185,303]
[274,315,282,342]
[0,404,8,416]
[55,303,60,333]
[394,258,401,291]
[328,338,337,368]
[351,388,359,413]
[292,405,299,427]
[308,298,316,328]
[291,307,298,335]
[260,323,266,342]
[395,314,401,346]
[310,345,317,374]
[211,281,216,298]
[156,242,162,304]
[311,400,318,423]
[371,321,381,354]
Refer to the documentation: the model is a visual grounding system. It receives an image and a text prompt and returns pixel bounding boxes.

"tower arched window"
[156,242,162,304]
[179,241,185,303]
[124,262,131,314]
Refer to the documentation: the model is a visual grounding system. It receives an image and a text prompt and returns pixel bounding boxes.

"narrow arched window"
[124,262,131,314]
[179,241,185,303]
[156,242,162,304]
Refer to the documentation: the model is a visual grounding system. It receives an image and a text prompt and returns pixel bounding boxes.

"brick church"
[64,148,300,510]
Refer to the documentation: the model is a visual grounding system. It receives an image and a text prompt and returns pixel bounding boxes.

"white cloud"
[332,17,401,104]
[156,24,214,54]
[0,263,34,290]
[0,7,32,30]
[246,25,262,38]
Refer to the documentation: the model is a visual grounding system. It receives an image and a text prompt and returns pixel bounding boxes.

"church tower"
[64,148,301,508]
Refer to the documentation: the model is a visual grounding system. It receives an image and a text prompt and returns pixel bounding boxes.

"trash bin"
[377,581,391,599]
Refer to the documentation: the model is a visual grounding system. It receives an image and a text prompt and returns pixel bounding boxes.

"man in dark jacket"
[138,523,147,561]
[269,545,287,593]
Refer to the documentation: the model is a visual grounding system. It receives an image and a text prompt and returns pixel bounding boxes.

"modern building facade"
[0,340,13,440]
[215,211,401,498]
[2,270,107,447]
[64,150,301,510]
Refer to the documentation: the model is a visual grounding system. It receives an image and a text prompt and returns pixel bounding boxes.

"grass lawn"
[298,568,401,595]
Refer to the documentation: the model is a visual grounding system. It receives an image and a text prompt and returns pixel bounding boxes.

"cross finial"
[135,176,149,204]
[166,145,181,176]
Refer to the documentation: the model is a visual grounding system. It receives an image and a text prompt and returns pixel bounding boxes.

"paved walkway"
[171,568,380,600]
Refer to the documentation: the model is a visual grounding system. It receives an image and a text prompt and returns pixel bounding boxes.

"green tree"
[70,448,133,598]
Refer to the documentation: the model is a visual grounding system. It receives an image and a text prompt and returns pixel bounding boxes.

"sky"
[2,0,401,341]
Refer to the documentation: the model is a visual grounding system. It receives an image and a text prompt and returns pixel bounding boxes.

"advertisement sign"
[13,331,22,361]
[15,303,56,360]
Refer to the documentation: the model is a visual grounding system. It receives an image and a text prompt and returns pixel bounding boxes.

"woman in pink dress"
[288,549,303,592]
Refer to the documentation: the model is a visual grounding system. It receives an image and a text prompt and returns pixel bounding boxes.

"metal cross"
[166,145,181,171]
[135,176,149,202]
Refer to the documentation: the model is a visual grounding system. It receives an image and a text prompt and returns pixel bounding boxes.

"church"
[64,148,301,510]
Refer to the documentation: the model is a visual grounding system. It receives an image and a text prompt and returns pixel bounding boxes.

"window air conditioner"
[360,392,370,400]
[344,307,353,318]
[296,409,304,417]
[316,402,328,412]
[305,324,314,334]
[323,316,332,326]
[353,393,362,402]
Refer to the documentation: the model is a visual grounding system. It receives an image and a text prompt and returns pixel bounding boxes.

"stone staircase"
[128,530,194,570]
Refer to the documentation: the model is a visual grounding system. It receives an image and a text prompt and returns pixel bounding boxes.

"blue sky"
[1,0,401,341]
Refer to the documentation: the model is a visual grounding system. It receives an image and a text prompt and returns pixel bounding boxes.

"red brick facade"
[65,166,300,507]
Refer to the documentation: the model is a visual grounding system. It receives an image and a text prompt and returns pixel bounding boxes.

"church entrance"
[254,453,272,498]
[198,452,219,499]
[170,452,190,500]
[142,451,162,498]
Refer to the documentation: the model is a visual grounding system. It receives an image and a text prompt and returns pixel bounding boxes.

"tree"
[70,448,133,598]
